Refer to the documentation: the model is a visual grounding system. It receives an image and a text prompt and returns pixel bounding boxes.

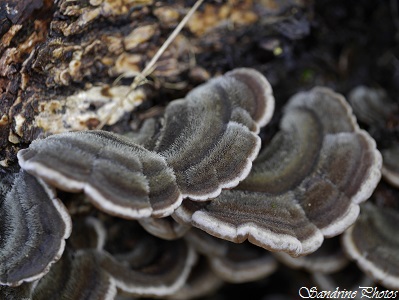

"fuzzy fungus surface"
[175,87,382,257]
[18,68,274,219]
[0,170,71,286]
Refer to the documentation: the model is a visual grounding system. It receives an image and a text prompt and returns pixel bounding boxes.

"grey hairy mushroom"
[17,68,274,219]
[348,86,399,189]
[184,227,229,258]
[138,216,191,240]
[274,237,348,273]
[99,219,197,297]
[185,229,277,283]
[18,130,182,219]
[208,242,277,283]
[32,249,117,300]
[68,216,106,250]
[348,86,397,127]
[151,68,274,200]
[100,241,196,297]
[342,202,399,290]
[167,256,223,300]
[174,87,382,257]
[381,145,399,188]
[0,170,71,286]
[10,215,197,299]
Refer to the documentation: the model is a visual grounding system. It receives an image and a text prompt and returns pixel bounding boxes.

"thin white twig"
[96,0,204,129]
[137,0,204,85]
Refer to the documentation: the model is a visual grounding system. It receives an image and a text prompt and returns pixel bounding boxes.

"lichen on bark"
[0,0,308,166]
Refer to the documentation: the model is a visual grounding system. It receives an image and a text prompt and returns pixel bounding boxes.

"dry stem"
[96,0,204,130]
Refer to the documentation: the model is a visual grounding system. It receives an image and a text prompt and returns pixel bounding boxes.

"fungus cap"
[0,170,71,286]
[342,203,399,290]
[175,87,382,256]
[18,68,274,218]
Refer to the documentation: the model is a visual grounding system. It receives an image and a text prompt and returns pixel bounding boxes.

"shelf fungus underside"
[17,68,274,220]
[175,87,382,257]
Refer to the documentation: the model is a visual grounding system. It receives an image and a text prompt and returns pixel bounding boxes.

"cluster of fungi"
[1,66,398,299]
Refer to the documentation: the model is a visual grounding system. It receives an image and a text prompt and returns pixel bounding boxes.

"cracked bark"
[0,0,310,167]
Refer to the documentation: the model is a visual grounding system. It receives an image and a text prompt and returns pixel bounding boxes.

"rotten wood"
[0,0,311,166]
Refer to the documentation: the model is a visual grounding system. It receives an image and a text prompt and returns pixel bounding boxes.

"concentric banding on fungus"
[342,203,399,290]
[69,216,106,250]
[175,87,382,257]
[167,256,223,300]
[138,216,191,240]
[101,238,197,297]
[18,68,274,218]
[18,130,182,219]
[184,228,229,257]
[185,228,277,283]
[32,249,117,300]
[33,243,196,299]
[274,237,348,273]
[0,170,71,286]
[225,68,275,129]
[381,145,399,188]
[348,86,399,189]
[348,85,397,126]
[95,218,197,297]
[208,242,277,283]
[153,68,274,200]
[31,218,196,298]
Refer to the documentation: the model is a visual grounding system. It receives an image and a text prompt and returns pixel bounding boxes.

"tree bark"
[0,0,310,166]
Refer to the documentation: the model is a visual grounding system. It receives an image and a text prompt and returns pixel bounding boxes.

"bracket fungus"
[381,145,399,188]
[348,86,398,127]
[0,282,33,300]
[167,256,224,300]
[32,249,118,300]
[174,87,382,257]
[0,170,71,287]
[2,215,197,299]
[349,86,399,189]
[207,242,277,284]
[18,130,182,219]
[17,68,274,219]
[97,240,196,297]
[150,68,274,200]
[94,219,197,298]
[1,66,385,298]
[138,217,191,240]
[342,202,399,290]
[274,237,348,274]
[68,216,106,251]
[185,229,277,283]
